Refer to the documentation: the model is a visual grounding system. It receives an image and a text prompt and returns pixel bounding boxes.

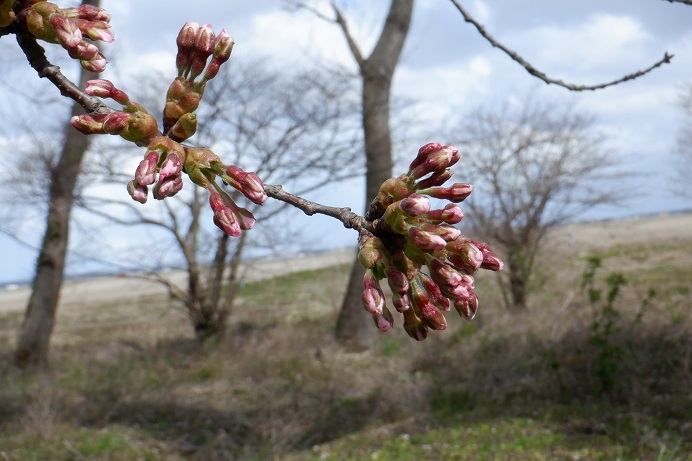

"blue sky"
[1,0,692,284]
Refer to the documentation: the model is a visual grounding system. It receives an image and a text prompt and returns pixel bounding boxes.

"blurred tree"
[291,0,415,350]
[14,0,101,368]
[673,84,692,196]
[454,97,622,310]
[80,60,361,342]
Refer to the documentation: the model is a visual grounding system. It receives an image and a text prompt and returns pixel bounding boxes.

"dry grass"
[0,217,691,460]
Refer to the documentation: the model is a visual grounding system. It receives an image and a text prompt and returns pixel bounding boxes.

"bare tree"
[673,84,692,196]
[80,59,361,342]
[13,0,101,368]
[454,96,621,310]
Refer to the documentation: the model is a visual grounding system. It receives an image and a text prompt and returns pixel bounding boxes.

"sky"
[1,0,692,284]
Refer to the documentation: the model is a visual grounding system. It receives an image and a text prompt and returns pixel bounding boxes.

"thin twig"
[665,0,692,5]
[265,184,371,232]
[449,0,673,91]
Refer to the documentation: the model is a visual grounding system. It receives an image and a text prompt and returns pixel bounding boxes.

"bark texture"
[335,0,414,350]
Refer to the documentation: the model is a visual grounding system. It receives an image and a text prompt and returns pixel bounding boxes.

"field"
[0,213,691,460]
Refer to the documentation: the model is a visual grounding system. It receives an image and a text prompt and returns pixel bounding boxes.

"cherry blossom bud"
[386,268,409,295]
[225,165,267,205]
[420,223,461,242]
[209,192,241,237]
[85,79,130,105]
[474,241,504,271]
[403,307,428,341]
[176,22,199,74]
[447,240,483,273]
[72,41,99,60]
[399,193,431,217]
[393,292,412,312]
[168,113,197,141]
[424,204,463,225]
[153,175,183,200]
[102,112,131,135]
[49,15,82,48]
[453,292,479,320]
[408,227,447,251]
[372,306,394,332]
[418,272,451,312]
[213,29,234,63]
[419,183,473,203]
[408,142,441,171]
[358,235,385,269]
[189,24,215,80]
[409,144,460,179]
[76,19,114,42]
[415,168,452,190]
[80,54,107,73]
[135,151,159,186]
[75,4,110,22]
[362,270,385,316]
[159,153,183,178]
[127,180,148,204]
[70,113,107,134]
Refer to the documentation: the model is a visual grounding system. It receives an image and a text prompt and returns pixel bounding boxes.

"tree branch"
[449,0,674,91]
[15,33,113,114]
[330,2,365,69]
[264,184,370,232]
[665,0,692,5]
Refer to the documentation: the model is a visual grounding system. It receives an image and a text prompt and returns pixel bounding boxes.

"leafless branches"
[448,0,674,91]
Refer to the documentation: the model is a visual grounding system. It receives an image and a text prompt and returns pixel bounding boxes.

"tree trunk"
[506,246,529,310]
[335,0,414,349]
[14,7,99,367]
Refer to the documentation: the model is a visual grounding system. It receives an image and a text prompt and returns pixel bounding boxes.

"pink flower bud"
[474,241,504,271]
[447,240,483,273]
[176,22,199,74]
[153,175,183,200]
[386,268,409,295]
[358,235,385,269]
[76,19,114,43]
[127,180,148,204]
[158,153,182,178]
[188,24,215,80]
[393,292,411,312]
[362,270,385,316]
[213,29,234,63]
[409,144,460,179]
[80,54,107,73]
[453,292,479,320]
[415,168,452,190]
[102,112,130,135]
[399,193,430,217]
[72,41,99,60]
[408,226,447,251]
[429,259,463,289]
[403,307,428,341]
[135,151,159,186]
[75,5,110,22]
[418,272,450,312]
[372,306,394,332]
[225,165,267,205]
[420,223,461,242]
[419,183,473,203]
[209,192,241,237]
[424,204,463,224]
[85,79,130,105]
[70,113,106,135]
[50,15,82,48]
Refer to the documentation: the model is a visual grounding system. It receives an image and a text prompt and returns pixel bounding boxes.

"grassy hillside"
[0,217,690,460]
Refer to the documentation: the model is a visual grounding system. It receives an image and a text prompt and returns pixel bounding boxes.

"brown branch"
[15,32,112,114]
[265,184,371,232]
[330,2,365,69]
[665,0,692,5]
[449,0,674,91]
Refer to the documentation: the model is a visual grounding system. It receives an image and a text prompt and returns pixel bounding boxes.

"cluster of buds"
[18,1,113,72]
[70,79,158,144]
[71,23,263,238]
[163,22,234,140]
[128,141,267,237]
[358,143,503,340]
